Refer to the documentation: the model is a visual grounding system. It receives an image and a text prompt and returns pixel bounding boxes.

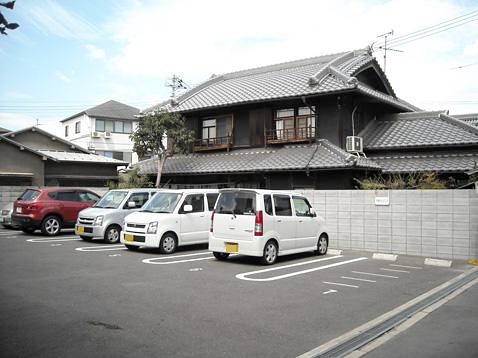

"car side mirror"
[127,201,136,208]
[183,204,193,213]
[310,208,317,217]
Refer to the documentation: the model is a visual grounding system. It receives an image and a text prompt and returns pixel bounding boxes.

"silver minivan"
[75,188,160,243]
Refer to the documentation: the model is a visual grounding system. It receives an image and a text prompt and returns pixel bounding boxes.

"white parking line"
[75,245,127,252]
[236,257,368,282]
[351,271,399,279]
[390,264,423,270]
[341,276,376,283]
[381,268,410,273]
[323,281,359,288]
[142,251,215,265]
[26,237,81,243]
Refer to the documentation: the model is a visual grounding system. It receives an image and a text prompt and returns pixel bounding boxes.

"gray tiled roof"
[143,49,417,114]
[137,140,380,175]
[38,150,128,165]
[360,111,478,150]
[62,100,140,122]
[368,150,478,173]
[453,113,478,127]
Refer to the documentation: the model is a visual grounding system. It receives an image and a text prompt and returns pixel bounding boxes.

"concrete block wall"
[296,189,478,261]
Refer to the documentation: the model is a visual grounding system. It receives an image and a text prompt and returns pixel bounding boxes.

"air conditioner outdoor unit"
[92,131,101,138]
[346,136,363,153]
[104,131,112,138]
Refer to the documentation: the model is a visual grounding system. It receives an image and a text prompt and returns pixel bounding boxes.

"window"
[180,194,204,213]
[206,193,219,211]
[114,120,124,133]
[75,121,81,133]
[125,192,149,208]
[54,191,79,202]
[105,120,114,133]
[78,191,100,203]
[264,195,273,215]
[273,106,316,140]
[273,195,292,216]
[124,121,132,133]
[95,119,105,132]
[65,125,69,137]
[293,196,312,217]
[216,192,255,215]
[123,152,132,163]
[202,119,216,141]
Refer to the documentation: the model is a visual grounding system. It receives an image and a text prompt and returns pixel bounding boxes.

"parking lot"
[0,227,475,357]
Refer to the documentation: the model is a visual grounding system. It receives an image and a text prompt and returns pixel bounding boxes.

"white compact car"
[76,188,160,243]
[120,189,219,253]
[209,189,329,265]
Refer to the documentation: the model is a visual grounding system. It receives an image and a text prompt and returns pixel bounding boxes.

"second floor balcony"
[265,126,316,145]
[192,135,232,152]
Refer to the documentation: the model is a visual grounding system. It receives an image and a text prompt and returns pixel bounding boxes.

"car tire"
[22,227,35,234]
[261,240,278,265]
[213,252,230,261]
[159,232,177,254]
[125,244,139,251]
[80,235,92,241]
[104,224,121,244]
[2,224,11,229]
[41,215,61,236]
[317,234,328,255]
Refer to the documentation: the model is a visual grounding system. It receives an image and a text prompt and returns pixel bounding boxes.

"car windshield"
[18,189,40,201]
[94,191,128,209]
[141,192,182,213]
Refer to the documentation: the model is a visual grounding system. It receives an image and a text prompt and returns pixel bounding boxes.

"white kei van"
[209,189,329,265]
[76,188,161,244]
[120,189,219,253]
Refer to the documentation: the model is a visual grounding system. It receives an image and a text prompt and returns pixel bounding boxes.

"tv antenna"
[376,30,404,73]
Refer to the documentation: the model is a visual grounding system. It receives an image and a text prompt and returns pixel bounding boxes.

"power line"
[374,10,478,49]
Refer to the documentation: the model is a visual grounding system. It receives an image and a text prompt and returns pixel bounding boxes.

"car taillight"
[210,210,215,232]
[27,203,40,210]
[254,210,263,236]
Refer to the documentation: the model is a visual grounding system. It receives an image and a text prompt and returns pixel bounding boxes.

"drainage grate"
[315,269,478,358]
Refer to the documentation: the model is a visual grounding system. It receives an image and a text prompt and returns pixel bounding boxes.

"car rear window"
[18,189,40,201]
[216,192,256,215]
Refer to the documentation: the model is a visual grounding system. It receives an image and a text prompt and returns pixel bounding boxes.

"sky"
[0,0,477,135]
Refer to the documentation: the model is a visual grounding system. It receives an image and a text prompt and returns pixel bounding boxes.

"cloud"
[25,0,97,40]
[56,71,71,83]
[85,44,106,59]
[0,112,63,135]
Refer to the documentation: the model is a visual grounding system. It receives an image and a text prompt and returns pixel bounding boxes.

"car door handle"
[276,219,282,223]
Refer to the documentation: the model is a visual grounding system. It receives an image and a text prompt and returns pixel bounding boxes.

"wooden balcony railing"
[193,135,232,152]
[265,126,316,144]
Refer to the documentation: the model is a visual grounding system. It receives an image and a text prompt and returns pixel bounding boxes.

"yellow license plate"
[77,226,84,233]
[124,233,134,242]
[225,243,238,253]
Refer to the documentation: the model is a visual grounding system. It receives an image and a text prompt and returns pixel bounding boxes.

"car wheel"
[159,232,177,254]
[261,240,278,265]
[2,224,11,229]
[41,215,61,236]
[104,224,121,244]
[125,244,139,251]
[22,227,35,234]
[317,234,328,255]
[213,252,230,261]
[80,235,92,241]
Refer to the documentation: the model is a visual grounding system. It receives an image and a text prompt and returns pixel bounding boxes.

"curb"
[328,249,343,256]
[372,253,398,261]
[424,258,452,268]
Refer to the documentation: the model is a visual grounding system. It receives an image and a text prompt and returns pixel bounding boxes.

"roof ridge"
[439,113,478,136]
[308,51,356,86]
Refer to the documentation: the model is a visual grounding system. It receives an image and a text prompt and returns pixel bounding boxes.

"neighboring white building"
[61,100,140,164]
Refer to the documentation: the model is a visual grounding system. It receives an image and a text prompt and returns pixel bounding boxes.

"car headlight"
[94,215,104,226]
[147,221,158,234]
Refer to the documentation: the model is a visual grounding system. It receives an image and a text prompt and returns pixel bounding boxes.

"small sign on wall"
[374,190,390,206]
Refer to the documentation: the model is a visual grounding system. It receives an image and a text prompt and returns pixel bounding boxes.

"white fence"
[296,189,478,261]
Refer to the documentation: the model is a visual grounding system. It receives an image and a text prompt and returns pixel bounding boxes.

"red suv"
[13,188,100,236]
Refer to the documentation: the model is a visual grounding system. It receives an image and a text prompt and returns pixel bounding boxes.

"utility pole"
[166,74,187,99]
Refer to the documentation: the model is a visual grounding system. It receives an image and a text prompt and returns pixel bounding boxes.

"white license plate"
[16,207,22,213]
